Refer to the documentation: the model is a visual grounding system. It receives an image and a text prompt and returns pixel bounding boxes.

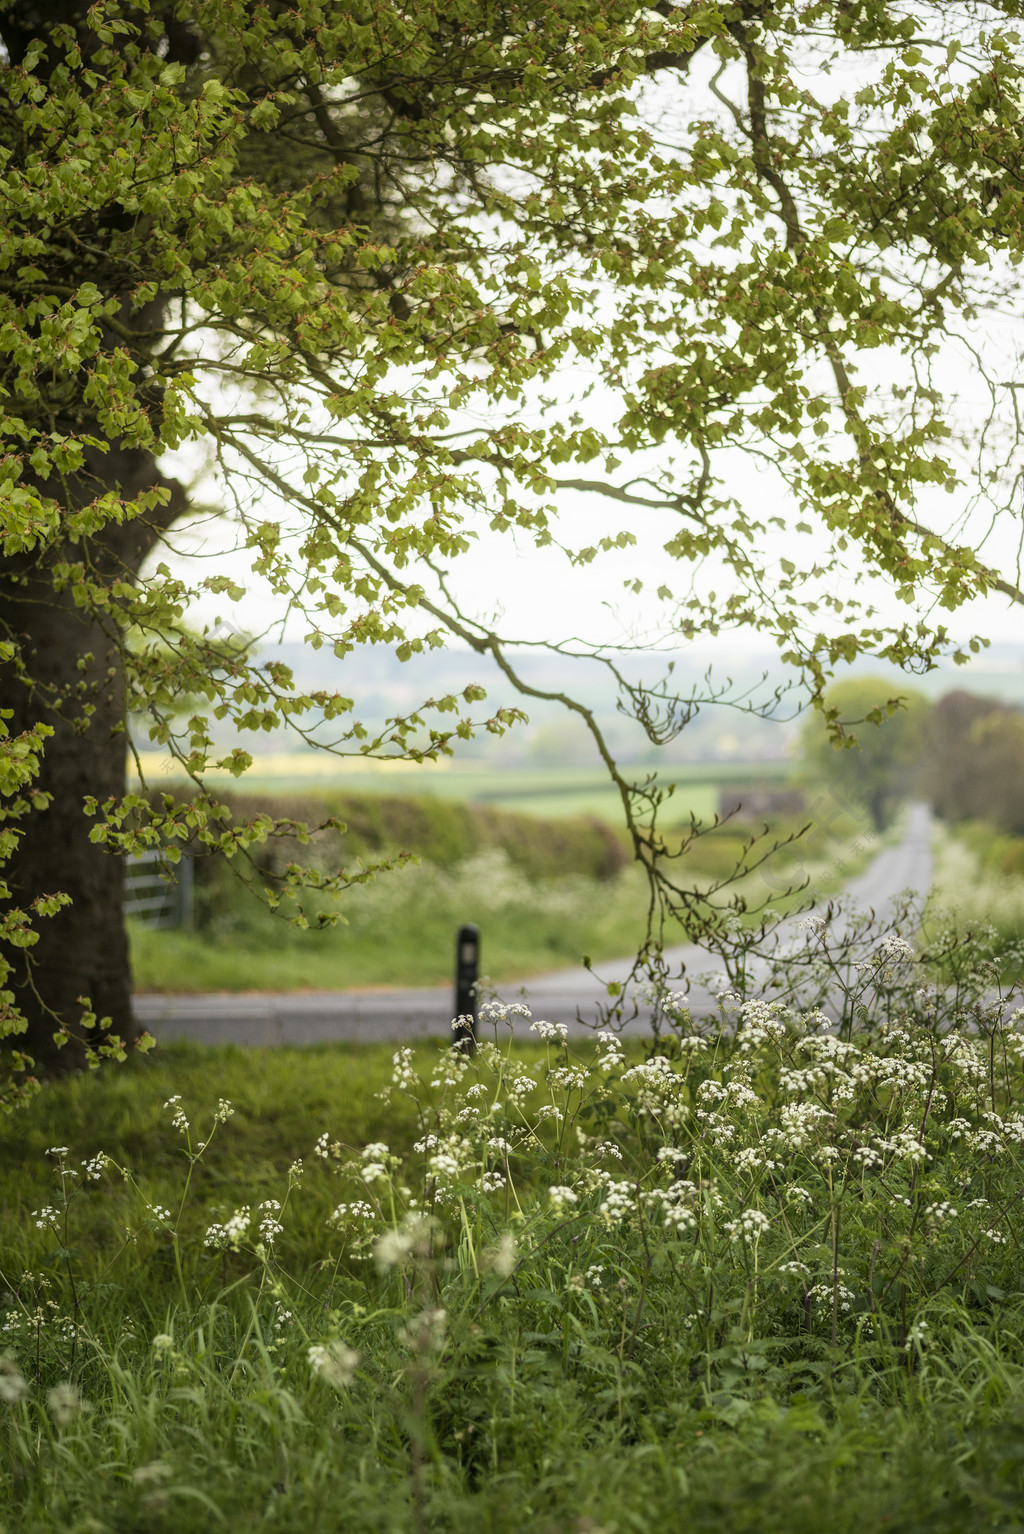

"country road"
[133,803,935,1047]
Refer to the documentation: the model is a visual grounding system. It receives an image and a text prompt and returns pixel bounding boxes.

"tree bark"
[0,447,185,1075]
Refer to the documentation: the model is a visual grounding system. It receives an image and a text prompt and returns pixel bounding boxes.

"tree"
[965,712,1024,834]
[925,691,1024,832]
[799,677,929,834]
[3,0,1024,1088]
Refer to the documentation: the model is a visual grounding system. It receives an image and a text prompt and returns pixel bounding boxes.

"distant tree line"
[801,681,1024,838]
[922,692,1024,836]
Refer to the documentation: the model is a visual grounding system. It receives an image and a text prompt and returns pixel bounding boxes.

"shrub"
[205,789,629,881]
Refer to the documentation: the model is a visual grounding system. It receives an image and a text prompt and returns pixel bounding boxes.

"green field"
[124,757,873,997]
[130,755,794,825]
[129,812,873,997]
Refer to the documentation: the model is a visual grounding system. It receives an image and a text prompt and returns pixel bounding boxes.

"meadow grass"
[131,807,872,994]
[6,923,1024,1532]
[130,758,793,823]
[130,857,654,993]
[923,821,1024,984]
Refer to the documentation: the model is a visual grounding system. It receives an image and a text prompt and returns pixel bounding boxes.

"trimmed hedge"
[200,789,629,883]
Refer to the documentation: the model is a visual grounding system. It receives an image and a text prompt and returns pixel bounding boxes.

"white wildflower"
[374,1228,415,1269]
[598,1179,635,1225]
[0,1354,28,1404]
[486,1233,518,1278]
[258,1200,284,1245]
[664,1203,697,1233]
[807,1282,855,1313]
[203,1206,250,1251]
[530,1019,568,1043]
[331,1200,375,1226]
[46,1381,86,1426]
[904,1319,930,1352]
[400,1307,447,1352]
[723,1208,771,1243]
[373,1215,434,1271]
[308,1341,359,1389]
[878,933,914,965]
[391,1047,416,1088]
[162,1096,189,1133]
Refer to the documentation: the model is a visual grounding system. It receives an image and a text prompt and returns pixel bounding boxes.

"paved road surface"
[134,804,934,1047]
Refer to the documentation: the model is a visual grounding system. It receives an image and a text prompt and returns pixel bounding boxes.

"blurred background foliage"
[129,678,1024,993]
[798,676,930,833]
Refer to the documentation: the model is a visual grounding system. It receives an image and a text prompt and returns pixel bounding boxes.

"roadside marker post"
[453,923,480,1053]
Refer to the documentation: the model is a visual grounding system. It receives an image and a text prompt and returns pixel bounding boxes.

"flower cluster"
[17,915,1024,1407]
[308,1341,359,1390]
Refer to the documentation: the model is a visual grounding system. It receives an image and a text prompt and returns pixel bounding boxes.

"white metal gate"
[124,850,194,929]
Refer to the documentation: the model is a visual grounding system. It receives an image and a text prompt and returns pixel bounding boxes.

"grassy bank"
[5,953,1024,1532]
[130,796,873,993]
[130,855,654,991]
[924,819,1024,981]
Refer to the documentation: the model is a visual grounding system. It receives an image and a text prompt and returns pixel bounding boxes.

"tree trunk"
[0,575,135,1073]
[0,448,185,1075]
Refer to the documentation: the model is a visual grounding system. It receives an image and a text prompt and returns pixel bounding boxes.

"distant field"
[129,753,793,825]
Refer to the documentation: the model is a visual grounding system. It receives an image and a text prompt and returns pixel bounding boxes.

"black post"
[453,923,480,1052]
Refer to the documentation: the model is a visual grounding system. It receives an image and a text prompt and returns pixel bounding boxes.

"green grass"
[133,758,794,823]
[131,858,655,991]
[130,801,875,993]
[923,819,1024,983]
[6,972,1024,1533]
[0,1043,433,1241]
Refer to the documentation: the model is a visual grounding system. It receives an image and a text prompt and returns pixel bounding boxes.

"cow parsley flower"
[203,1206,251,1251]
[308,1341,359,1389]
[47,1381,87,1426]
[486,1233,518,1277]
[400,1307,447,1353]
[723,1208,771,1243]
[0,1354,28,1404]
[531,1019,568,1043]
